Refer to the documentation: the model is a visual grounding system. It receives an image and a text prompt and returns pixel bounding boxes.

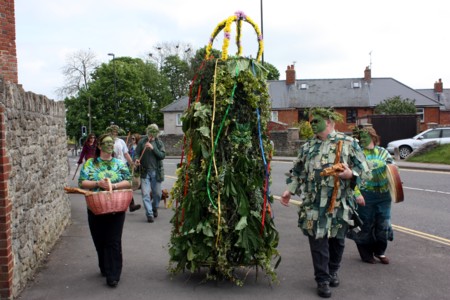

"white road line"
[404,186,450,195]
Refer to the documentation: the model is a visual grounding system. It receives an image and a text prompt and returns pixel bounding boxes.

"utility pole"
[108,53,118,118]
[260,0,264,65]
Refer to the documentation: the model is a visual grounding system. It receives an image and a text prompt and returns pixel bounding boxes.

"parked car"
[386,127,450,159]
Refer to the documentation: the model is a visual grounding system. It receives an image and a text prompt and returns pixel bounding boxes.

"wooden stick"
[328,140,343,213]
[72,163,81,181]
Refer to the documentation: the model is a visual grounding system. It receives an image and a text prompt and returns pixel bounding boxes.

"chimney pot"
[286,64,296,85]
[364,66,371,83]
[434,79,443,93]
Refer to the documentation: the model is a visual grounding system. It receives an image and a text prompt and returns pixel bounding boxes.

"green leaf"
[202,224,214,237]
[235,216,248,230]
[187,247,195,261]
[197,126,210,138]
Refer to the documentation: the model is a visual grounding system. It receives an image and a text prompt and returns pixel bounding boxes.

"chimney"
[434,78,443,93]
[0,0,18,84]
[286,65,296,85]
[364,66,371,83]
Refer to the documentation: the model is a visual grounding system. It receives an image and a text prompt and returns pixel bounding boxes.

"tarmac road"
[17,156,450,300]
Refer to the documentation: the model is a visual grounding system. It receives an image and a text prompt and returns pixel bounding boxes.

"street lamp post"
[108,53,117,117]
[260,0,264,65]
[88,95,91,133]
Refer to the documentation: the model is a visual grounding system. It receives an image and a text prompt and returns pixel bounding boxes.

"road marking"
[400,169,450,174]
[166,177,450,247]
[404,186,450,195]
[392,225,450,247]
[273,196,450,247]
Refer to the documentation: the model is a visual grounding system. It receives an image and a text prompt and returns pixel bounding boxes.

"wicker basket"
[85,189,133,215]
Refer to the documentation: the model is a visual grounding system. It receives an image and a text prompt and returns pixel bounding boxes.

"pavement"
[17,156,450,300]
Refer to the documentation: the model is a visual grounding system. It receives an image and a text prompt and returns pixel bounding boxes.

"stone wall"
[0,78,71,298]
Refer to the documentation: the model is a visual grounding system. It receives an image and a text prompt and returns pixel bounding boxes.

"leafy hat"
[105,124,126,135]
[307,107,343,123]
[146,124,160,136]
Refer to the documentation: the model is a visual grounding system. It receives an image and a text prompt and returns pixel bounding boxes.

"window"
[300,83,308,90]
[176,113,183,126]
[271,111,279,122]
[352,82,361,88]
[416,108,424,122]
[422,129,440,139]
[442,129,450,138]
[346,109,357,123]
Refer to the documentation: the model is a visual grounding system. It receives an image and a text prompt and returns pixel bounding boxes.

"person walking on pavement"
[349,125,394,264]
[280,108,371,298]
[134,124,165,223]
[77,133,97,165]
[106,124,141,212]
[78,133,132,288]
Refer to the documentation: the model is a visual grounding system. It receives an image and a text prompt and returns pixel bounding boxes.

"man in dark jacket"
[134,124,166,223]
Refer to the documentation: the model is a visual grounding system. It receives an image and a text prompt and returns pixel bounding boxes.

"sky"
[14,0,450,101]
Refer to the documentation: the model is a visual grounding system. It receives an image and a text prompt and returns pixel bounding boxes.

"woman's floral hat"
[146,124,160,136]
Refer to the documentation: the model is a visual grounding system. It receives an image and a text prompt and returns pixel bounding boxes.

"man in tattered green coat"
[281,108,371,298]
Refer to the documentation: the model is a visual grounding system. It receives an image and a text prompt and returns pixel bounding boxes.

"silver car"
[386,127,450,159]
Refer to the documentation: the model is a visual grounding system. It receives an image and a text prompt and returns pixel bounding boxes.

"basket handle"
[105,178,113,193]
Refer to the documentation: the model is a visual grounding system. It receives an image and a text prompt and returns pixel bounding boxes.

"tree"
[161,55,191,100]
[147,42,194,70]
[65,56,170,140]
[262,61,280,80]
[374,96,417,114]
[56,49,99,98]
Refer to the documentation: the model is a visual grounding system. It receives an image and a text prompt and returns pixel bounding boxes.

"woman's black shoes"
[107,280,118,288]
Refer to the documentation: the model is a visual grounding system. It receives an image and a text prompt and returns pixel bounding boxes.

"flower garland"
[205,11,264,61]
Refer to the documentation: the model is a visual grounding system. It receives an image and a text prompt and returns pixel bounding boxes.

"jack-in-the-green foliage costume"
[168,11,280,285]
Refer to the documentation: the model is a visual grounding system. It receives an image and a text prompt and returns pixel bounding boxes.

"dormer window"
[300,83,308,90]
[352,82,361,88]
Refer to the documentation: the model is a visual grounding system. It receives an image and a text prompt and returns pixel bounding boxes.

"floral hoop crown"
[205,11,263,61]
[306,107,344,123]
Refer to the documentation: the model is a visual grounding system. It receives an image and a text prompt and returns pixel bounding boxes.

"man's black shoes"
[330,273,340,287]
[317,282,331,298]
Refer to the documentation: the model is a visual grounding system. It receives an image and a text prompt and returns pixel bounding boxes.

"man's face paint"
[310,115,326,134]
[359,131,372,148]
[100,137,114,154]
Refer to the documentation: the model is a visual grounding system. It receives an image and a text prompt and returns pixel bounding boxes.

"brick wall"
[0,105,13,299]
[0,0,18,84]
[278,110,297,125]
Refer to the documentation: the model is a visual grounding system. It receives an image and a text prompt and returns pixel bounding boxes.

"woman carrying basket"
[78,133,132,288]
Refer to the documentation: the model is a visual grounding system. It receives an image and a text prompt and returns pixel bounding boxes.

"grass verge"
[406,144,450,165]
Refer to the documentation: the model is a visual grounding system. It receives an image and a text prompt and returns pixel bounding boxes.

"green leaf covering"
[168,57,279,286]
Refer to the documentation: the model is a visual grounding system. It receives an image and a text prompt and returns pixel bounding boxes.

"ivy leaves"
[169,57,279,285]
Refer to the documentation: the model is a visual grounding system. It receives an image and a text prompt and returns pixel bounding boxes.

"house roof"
[416,88,450,110]
[161,96,189,112]
[268,77,440,109]
[161,76,441,112]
